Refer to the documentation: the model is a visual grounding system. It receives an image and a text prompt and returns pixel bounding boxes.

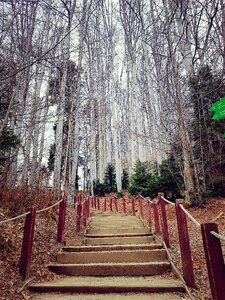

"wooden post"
[139,196,143,219]
[83,199,87,227]
[201,223,225,300]
[123,197,126,214]
[153,201,160,235]
[20,207,36,280]
[104,198,107,211]
[76,202,82,233]
[147,201,152,227]
[74,195,76,209]
[175,200,195,287]
[86,197,90,218]
[114,197,118,212]
[110,198,113,211]
[159,196,170,248]
[57,197,66,243]
[97,197,100,210]
[132,198,136,216]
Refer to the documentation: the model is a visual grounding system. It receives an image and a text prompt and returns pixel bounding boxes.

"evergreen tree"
[129,161,149,196]
[129,157,184,199]
[189,66,225,197]
[103,163,117,193]
[121,169,129,190]
[0,57,20,186]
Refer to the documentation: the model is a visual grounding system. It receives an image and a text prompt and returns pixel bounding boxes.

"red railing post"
[147,201,152,227]
[104,198,107,211]
[175,200,195,287]
[114,197,118,212]
[86,198,89,219]
[158,196,170,248]
[123,197,126,214]
[153,201,161,235]
[83,199,87,227]
[76,202,82,233]
[139,196,143,219]
[201,223,225,300]
[74,195,76,209]
[57,197,66,243]
[94,197,97,209]
[97,197,100,210]
[110,198,113,211]
[132,198,136,216]
[20,207,36,280]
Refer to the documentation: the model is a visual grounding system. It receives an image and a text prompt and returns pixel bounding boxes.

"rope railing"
[0,211,31,225]
[36,199,63,213]
[210,231,225,241]
[0,199,64,225]
[179,204,201,228]
[160,195,175,206]
[139,194,154,204]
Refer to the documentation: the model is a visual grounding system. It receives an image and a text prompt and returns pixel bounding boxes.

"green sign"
[210,97,225,137]
[210,97,225,120]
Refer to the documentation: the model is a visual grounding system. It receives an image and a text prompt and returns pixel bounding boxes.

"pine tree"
[121,169,129,190]
[129,161,155,197]
[103,163,117,193]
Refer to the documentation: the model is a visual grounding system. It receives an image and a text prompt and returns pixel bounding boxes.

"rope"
[160,196,175,206]
[210,231,225,241]
[140,195,153,204]
[179,204,201,228]
[74,198,88,207]
[0,199,64,225]
[36,199,63,213]
[0,211,31,225]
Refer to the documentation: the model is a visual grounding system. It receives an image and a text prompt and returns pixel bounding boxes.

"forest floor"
[166,198,225,299]
[0,198,225,299]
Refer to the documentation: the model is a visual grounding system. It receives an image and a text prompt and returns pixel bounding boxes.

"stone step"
[89,219,143,224]
[84,233,152,238]
[87,227,150,235]
[89,217,143,224]
[57,249,167,264]
[32,293,189,300]
[48,262,171,276]
[63,243,163,252]
[29,276,185,294]
[84,235,154,245]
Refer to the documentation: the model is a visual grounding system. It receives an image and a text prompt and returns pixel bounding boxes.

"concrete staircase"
[30,210,189,299]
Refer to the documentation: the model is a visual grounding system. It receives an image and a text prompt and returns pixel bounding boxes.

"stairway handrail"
[0,198,63,225]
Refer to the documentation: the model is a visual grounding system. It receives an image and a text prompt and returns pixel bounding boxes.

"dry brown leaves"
[164,198,225,299]
[0,206,78,300]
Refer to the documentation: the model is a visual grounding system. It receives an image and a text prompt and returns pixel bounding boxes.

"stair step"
[63,243,163,252]
[31,293,189,300]
[29,276,185,294]
[57,249,167,264]
[85,235,154,245]
[87,227,150,234]
[84,233,153,238]
[48,262,171,276]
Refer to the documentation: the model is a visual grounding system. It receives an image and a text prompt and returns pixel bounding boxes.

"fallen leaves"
[0,206,78,300]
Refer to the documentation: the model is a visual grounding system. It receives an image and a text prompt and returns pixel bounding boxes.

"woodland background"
[1,0,225,210]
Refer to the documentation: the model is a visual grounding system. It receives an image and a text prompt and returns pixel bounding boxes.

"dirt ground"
[0,197,225,299]
[165,198,225,299]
